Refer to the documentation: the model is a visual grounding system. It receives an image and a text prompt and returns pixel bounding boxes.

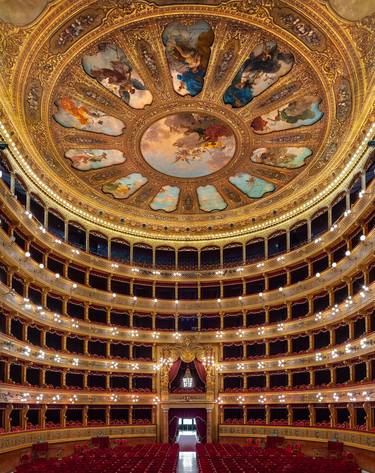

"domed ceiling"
[0,0,374,240]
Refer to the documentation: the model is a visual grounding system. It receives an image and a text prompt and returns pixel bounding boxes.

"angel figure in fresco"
[163,21,214,96]
[89,43,147,105]
[71,150,108,165]
[223,41,294,108]
[58,97,101,126]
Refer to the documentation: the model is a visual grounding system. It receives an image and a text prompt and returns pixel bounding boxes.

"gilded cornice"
[0,0,374,243]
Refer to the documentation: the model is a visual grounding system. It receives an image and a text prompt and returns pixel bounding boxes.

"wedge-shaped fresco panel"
[102,173,148,199]
[223,41,294,108]
[251,95,323,134]
[150,186,180,212]
[197,185,227,212]
[53,97,125,136]
[65,149,126,171]
[229,173,275,198]
[162,21,214,97]
[82,43,153,109]
[250,147,312,169]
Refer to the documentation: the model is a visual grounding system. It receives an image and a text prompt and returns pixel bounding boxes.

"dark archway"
[168,408,207,444]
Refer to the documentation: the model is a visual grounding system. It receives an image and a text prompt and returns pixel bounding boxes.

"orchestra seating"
[196,443,360,473]
[15,443,179,473]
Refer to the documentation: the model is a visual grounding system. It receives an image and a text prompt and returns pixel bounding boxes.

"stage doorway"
[168,408,207,449]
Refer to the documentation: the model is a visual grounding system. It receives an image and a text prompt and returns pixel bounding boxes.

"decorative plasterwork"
[0,0,373,242]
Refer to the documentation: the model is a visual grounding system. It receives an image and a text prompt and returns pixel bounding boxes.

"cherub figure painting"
[250,147,312,168]
[53,97,125,136]
[162,21,214,96]
[102,173,148,199]
[229,173,275,198]
[224,41,294,108]
[251,95,323,134]
[82,43,153,109]
[65,149,126,171]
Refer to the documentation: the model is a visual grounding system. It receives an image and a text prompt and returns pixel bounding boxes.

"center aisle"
[177,452,199,473]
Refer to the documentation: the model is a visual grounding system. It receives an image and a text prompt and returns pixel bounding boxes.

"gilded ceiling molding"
[0,0,373,243]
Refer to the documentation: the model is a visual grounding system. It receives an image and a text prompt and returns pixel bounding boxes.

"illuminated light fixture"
[131,395,139,402]
[110,394,118,403]
[36,394,44,403]
[112,293,116,298]
[25,251,30,257]
[215,270,224,275]
[173,272,182,277]
[39,225,46,234]
[314,312,322,321]
[54,355,62,363]
[278,394,286,403]
[257,327,265,336]
[23,346,31,356]
[330,224,338,232]
[360,338,367,349]
[345,250,351,256]
[238,296,243,301]
[236,396,245,404]
[37,350,45,359]
[55,273,60,279]
[130,330,139,338]
[315,272,321,278]
[52,395,60,403]
[71,319,79,328]
[277,323,284,332]
[110,361,118,369]
[278,287,283,292]
[175,300,179,305]
[362,391,370,401]
[331,348,338,359]
[333,393,339,402]
[315,352,323,361]
[69,394,78,404]
[314,237,322,244]
[331,262,337,268]
[152,270,161,275]
[54,239,62,244]
[131,363,139,371]
[236,363,244,371]
[154,298,158,303]
[216,397,223,404]
[133,296,137,301]
[258,395,266,404]
[53,313,62,323]
[215,331,223,339]
[360,234,366,241]
[182,367,193,388]
[110,327,119,336]
[72,283,77,289]
[345,343,352,354]
[316,392,324,402]
[343,209,351,217]
[39,263,44,269]
[153,396,160,404]
[111,263,119,268]
[257,361,265,369]
[173,332,181,339]
[131,268,140,273]
[217,298,221,303]
[278,359,285,368]
[258,292,263,297]
[152,331,159,339]
[236,267,244,272]
[72,358,79,366]
[236,329,244,338]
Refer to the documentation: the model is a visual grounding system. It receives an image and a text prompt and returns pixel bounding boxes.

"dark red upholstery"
[15,443,179,473]
[196,443,360,473]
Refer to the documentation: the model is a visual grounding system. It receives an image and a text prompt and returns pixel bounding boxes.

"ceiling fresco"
[47,17,327,215]
[0,0,373,238]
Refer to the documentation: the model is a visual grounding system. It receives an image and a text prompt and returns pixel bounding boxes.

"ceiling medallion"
[140,112,236,178]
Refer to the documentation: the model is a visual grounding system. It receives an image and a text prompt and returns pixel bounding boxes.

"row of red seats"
[16,443,179,473]
[196,444,360,473]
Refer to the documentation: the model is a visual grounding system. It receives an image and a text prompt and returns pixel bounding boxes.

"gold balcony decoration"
[0,0,372,242]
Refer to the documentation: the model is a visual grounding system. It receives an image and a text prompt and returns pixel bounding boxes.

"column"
[161,408,168,443]
[61,405,67,428]
[206,408,213,443]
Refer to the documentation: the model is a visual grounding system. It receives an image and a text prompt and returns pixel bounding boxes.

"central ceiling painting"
[140,113,236,178]
[48,16,326,215]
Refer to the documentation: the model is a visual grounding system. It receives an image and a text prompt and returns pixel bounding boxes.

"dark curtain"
[170,360,205,392]
[193,358,206,384]
[169,359,181,383]
[168,408,207,444]
[195,416,206,443]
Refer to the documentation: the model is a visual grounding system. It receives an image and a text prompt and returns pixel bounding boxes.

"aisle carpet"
[178,435,198,452]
